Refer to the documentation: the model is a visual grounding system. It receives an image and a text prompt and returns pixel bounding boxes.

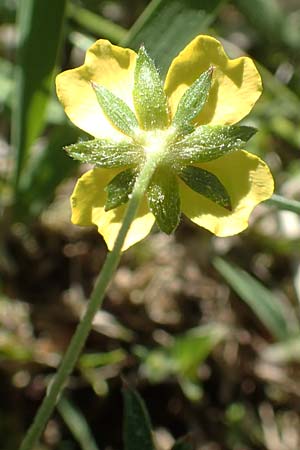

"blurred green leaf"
[15,124,79,221]
[0,331,33,362]
[79,349,127,369]
[213,257,293,341]
[123,0,227,76]
[137,324,226,397]
[12,0,67,194]
[58,397,99,450]
[67,3,127,43]
[123,386,155,450]
[234,0,283,44]
[0,58,12,111]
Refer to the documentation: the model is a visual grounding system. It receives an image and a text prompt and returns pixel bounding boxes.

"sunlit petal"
[165,35,262,126]
[71,169,155,250]
[56,40,137,139]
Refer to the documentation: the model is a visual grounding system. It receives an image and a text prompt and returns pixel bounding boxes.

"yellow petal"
[180,150,274,236]
[71,168,155,251]
[165,35,262,126]
[56,40,137,139]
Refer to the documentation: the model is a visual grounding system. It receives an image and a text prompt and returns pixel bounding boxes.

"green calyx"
[67,47,258,234]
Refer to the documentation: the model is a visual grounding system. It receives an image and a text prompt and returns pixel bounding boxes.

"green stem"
[19,156,158,450]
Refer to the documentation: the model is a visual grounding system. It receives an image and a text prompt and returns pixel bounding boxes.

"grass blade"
[213,257,292,341]
[123,0,226,76]
[12,0,67,195]
[57,397,99,450]
[15,124,79,221]
[67,3,126,43]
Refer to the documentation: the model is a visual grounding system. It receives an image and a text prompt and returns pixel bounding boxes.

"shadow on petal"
[71,168,155,251]
[180,150,274,236]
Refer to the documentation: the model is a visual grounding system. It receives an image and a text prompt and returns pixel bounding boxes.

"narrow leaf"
[15,124,79,221]
[213,257,292,341]
[179,166,231,210]
[65,139,143,168]
[172,66,213,129]
[133,46,169,130]
[91,82,139,138]
[123,0,227,77]
[147,168,180,233]
[13,0,67,194]
[105,168,138,211]
[171,125,256,163]
[67,3,126,43]
[123,386,155,450]
[58,397,99,450]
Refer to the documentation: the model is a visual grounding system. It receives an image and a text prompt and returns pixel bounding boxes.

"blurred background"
[1,0,300,449]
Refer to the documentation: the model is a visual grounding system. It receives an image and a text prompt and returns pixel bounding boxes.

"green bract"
[65,45,257,235]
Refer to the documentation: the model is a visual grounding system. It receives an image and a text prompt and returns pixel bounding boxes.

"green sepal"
[147,168,180,234]
[172,66,213,130]
[171,125,257,164]
[91,82,139,137]
[105,168,138,211]
[65,139,143,168]
[123,385,155,450]
[179,165,232,210]
[133,46,169,131]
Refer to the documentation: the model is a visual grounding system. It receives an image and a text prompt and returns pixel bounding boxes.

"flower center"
[136,127,177,161]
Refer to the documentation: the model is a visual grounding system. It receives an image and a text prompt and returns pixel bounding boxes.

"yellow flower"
[56,35,274,251]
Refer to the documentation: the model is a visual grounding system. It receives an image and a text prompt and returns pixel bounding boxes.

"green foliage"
[123,386,155,450]
[213,257,297,341]
[12,0,67,194]
[2,0,300,448]
[123,0,227,76]
[15,125,80,221]
[58,397,100,450]
[136,324,227,401]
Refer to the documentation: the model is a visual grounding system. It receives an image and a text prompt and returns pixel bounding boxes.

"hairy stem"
[19,156,157,450]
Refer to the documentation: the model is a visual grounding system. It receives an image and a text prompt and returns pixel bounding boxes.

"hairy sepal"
[65,139,143,168]
[179,165,232,210]
[91,82,139,138]
[105,168,138,211]
[170,125,256,164]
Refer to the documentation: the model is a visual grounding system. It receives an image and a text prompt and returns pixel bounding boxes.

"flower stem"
[19,156,158,450]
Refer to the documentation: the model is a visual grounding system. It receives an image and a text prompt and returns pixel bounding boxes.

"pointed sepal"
[147,168,180,234]
[179,165,232,210]
[171,125,256,164]
[105,168,138,211]
[65,139,143,168]
[133,46,169,130]
[91,82,139,138]
[172,67,213,131]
